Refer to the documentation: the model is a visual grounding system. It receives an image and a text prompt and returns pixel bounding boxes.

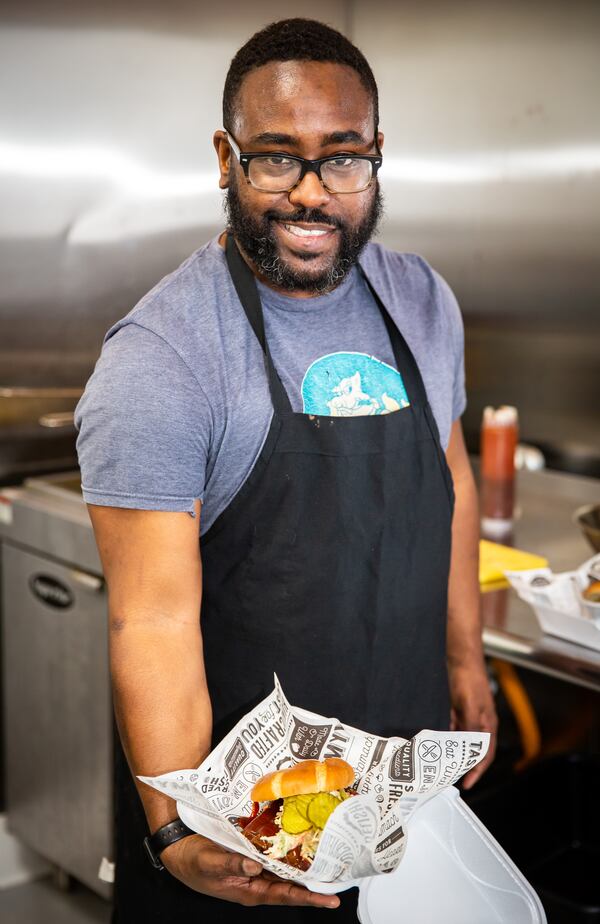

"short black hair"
[223,18,379,132]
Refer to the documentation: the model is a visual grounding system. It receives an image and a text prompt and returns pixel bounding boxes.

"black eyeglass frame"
[225,130,382,194]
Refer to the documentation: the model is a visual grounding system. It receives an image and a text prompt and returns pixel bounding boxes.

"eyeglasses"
[225,131,382,194]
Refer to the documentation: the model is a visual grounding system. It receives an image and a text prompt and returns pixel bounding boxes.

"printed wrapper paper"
[506,552,600,621]
[140,677,489,891]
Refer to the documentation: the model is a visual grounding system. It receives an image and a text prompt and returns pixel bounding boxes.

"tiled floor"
[0,877,111,924]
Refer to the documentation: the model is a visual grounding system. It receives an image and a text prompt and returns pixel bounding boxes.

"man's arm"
[445,419,498,788]
[89,502,339,909]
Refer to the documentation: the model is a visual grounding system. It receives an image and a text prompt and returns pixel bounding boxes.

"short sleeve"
[75,323,211,514]
[433,271,467,421]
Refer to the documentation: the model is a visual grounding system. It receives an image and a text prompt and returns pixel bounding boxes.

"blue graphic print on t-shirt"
[301,352,410,417]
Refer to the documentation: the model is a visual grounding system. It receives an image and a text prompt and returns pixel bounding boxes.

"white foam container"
[180,785,546,921]
[534,602,600,651]
[506,553,600,651]
[356,787,546,924]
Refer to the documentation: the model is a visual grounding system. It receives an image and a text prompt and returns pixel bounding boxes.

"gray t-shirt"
[75,237,466,534]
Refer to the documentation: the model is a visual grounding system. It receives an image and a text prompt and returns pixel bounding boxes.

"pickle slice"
[307,793,341,829]
[294,794,316,820]
[281,801,312,834]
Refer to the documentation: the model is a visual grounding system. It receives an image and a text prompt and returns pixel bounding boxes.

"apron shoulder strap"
[225,234,293,414]
[357,261,429,408]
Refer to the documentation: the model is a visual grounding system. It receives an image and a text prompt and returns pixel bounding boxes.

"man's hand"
[449,656,498,790]
[445,420,498,789]
[162,835,340,909]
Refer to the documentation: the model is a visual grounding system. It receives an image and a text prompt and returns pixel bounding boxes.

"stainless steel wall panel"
[0,1,348,387]
[353,0,600,468]
[1,1,599,471]
[353,0,600,323]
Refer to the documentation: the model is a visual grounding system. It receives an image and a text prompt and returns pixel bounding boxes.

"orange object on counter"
[480,406,519,537]
[491,658,541,771]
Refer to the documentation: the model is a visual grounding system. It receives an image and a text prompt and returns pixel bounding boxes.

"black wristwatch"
[143,818,195,871]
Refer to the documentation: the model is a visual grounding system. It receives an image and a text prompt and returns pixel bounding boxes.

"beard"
[223,177,384,294]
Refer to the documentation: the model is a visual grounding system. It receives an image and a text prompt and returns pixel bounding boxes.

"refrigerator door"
[2,543,112,898]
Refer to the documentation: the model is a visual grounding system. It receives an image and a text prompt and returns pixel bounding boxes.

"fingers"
[196,843,262,879]
[457,702,494,734]
[461,718,498,790]
[260,869,285,881]
[461,749,492,789]
[167,838,340,908]
[453,691,498,791]
[462,745,494,788]
[456,692,498,737]
[245,877,340,908]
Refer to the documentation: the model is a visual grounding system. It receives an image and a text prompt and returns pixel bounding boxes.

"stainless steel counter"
[481,467,600,691]
[2,467,599,694]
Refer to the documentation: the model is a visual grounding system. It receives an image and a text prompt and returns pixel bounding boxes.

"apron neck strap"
[225,235,293,414]
[357,261,429,408]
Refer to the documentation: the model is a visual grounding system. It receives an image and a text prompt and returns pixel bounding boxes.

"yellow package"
[479,540,548,592]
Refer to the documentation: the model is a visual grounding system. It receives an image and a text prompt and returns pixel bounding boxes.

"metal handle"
[38,412,75,428]
[69,569,104,593]
[0,387,82,398]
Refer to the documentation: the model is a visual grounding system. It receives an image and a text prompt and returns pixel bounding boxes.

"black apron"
[113,236,454,922]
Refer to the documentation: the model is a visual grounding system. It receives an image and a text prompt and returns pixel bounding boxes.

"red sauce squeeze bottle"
[480,405,518,539]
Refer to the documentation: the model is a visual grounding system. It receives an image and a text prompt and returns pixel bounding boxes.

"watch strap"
[143,818,195,870]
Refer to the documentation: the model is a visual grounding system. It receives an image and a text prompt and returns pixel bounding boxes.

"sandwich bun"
[251,757,354,802]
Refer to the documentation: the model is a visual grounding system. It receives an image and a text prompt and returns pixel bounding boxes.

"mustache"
[263,209,343,230]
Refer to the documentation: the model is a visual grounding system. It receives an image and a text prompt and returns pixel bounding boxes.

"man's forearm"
[111,619,212,831]
[444,425,498,785]
[88,503,211,831]
[446,460,483,667]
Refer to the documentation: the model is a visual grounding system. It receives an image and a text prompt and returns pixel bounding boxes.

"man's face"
[216,61,383,295]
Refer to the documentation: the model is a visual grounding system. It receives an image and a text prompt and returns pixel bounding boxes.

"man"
[76,18,497,922]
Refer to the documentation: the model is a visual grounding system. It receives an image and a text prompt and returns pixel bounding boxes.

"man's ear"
[213,130,231,189]
[377,130,384,153]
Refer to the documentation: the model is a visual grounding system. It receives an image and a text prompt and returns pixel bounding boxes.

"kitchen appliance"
[0,472,111,899]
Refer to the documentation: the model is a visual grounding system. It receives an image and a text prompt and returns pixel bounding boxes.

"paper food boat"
[140,676,490,889]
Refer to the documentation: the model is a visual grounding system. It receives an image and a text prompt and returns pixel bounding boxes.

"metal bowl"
[573,504,600,553]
